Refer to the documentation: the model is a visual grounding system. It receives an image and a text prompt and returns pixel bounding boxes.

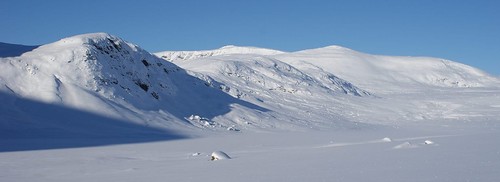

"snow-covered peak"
[0,32,182,111]
[155,45,285,62]
[294,45,356,53]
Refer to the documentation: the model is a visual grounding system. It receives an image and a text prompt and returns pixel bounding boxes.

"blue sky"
[1,0,499,75]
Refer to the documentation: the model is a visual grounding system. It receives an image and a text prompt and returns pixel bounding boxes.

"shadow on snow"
[0,92,185,152]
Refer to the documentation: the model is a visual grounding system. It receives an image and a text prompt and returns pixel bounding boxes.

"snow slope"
[275,46,500,93]
[157,45,500,126]
[155,45,285,62]
[0,33,276,142]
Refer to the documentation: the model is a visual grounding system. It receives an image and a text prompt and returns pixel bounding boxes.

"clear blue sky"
[1,0,499,75]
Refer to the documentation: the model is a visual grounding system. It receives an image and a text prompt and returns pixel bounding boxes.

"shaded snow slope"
[0,42,39,57]
[275,46,500,93]
[155,45,285,62]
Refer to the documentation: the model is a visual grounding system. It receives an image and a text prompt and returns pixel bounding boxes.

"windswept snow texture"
[1,33,500,181]
[0,42,39,57]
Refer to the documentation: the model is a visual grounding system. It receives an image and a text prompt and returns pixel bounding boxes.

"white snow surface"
[275,46,500,93]
[1,33,500,181]
[155,45,285,62]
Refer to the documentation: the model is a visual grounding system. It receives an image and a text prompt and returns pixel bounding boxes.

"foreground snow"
[1,123,499,182]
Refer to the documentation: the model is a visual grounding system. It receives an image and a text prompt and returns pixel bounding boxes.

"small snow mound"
[382,137,392,142]
[192,152,201,156]
[211,151,231,161]
[424,140,435,145]
[393,142,417,149]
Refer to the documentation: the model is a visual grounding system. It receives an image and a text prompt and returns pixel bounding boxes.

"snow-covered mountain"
[160,45,499,93]
[0,33,281,139]
[156,44,500,126]
[275,46,500,93]
[1,33,499,141]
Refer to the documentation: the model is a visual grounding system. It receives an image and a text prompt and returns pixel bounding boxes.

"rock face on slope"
[0,33,180,109]
[172,54,371,99]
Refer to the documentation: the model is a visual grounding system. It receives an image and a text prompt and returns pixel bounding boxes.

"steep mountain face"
[0,33,178,110]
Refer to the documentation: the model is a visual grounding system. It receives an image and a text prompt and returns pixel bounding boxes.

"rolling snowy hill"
[156,44,500,125]
[159,45,500,93]
[276,46,500,93]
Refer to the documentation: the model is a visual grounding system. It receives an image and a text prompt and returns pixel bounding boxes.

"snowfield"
[1,33,499,181]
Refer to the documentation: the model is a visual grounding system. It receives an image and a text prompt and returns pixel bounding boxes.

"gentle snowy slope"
[155,45,285,62]
[275,46,500,93]
[157,45,500,127]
